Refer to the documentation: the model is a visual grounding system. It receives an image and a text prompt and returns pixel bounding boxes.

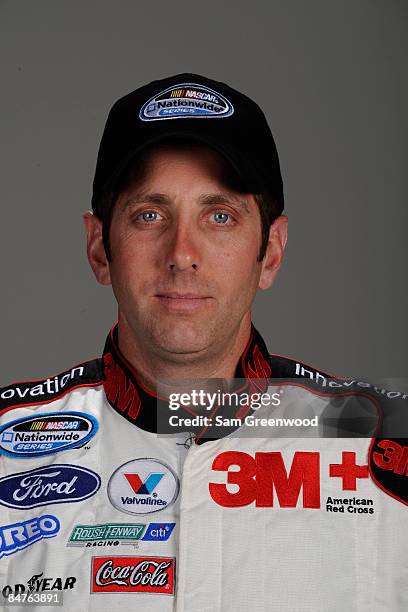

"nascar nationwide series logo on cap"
[91,556,175,594]
[107,458,179,516]
[139,83,234,121]
[0,412,98,458]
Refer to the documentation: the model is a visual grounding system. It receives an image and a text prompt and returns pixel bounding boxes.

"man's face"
[87,144,286,362]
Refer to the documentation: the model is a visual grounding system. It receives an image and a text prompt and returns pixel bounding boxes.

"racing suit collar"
[102,322,272,435]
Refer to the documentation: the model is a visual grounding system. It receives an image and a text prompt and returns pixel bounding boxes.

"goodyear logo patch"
[139,82,234,121]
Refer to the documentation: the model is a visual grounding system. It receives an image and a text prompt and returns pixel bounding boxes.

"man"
[0,74,406,611]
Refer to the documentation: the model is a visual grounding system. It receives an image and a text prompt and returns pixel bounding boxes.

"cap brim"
[97,129,265,197]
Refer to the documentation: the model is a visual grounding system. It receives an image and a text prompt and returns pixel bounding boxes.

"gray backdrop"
[1,0,407,386]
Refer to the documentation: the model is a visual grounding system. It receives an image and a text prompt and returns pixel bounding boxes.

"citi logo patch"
[139,83,234,121]
[108,459,179,516]
[0,412,98,458]
[142,523,175,541]
[0,464,101,509]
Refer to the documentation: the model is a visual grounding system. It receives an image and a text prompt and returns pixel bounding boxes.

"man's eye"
[138,211,162,222]
[212,212,231,224]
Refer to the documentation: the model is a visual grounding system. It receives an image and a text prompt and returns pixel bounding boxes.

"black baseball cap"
[92,73,284,215]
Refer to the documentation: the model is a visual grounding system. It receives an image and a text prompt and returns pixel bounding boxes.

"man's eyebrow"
[198,194,250,213]
[123,192,251,213]
[124,193,172,207]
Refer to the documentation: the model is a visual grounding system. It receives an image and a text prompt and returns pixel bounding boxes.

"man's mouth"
[154,292,212,310]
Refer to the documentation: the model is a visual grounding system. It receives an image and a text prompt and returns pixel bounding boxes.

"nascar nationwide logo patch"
[139,83,234,121]
[0,412,98,458]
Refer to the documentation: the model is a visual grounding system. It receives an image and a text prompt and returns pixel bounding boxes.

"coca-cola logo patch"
[91,556,175,594]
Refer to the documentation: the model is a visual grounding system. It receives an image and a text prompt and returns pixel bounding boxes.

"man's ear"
[258,215,288,290]
[83,211,111,285]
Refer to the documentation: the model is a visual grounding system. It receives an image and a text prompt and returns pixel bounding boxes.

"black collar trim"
[102,323,273,435]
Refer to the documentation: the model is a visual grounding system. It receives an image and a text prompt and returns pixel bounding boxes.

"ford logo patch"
[0,412,98,458]
[0,464,101,509]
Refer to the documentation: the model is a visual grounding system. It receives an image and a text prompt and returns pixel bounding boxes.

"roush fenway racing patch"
[91,556,175,595]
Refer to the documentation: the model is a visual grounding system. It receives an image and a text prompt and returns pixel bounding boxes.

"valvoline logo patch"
[124,473,164,495]
[0,464,101,510]
[0,412,98,458]
[108,459,179,516]
[139,83,234,121]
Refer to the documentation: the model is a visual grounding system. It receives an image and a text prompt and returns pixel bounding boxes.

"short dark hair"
[93,141,282,262]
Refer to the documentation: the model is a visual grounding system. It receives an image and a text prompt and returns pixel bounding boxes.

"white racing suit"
[0,323,407,611]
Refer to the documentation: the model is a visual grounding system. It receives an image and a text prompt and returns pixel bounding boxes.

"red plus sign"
[329,452,369,490]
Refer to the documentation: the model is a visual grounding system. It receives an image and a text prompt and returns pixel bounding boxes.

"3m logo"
[124,473,164,495]
[372,440,408,475]
[369,438,408,506]
[210,451,320,508]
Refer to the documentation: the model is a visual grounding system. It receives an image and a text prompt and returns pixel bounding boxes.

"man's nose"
[165,221,200,272]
